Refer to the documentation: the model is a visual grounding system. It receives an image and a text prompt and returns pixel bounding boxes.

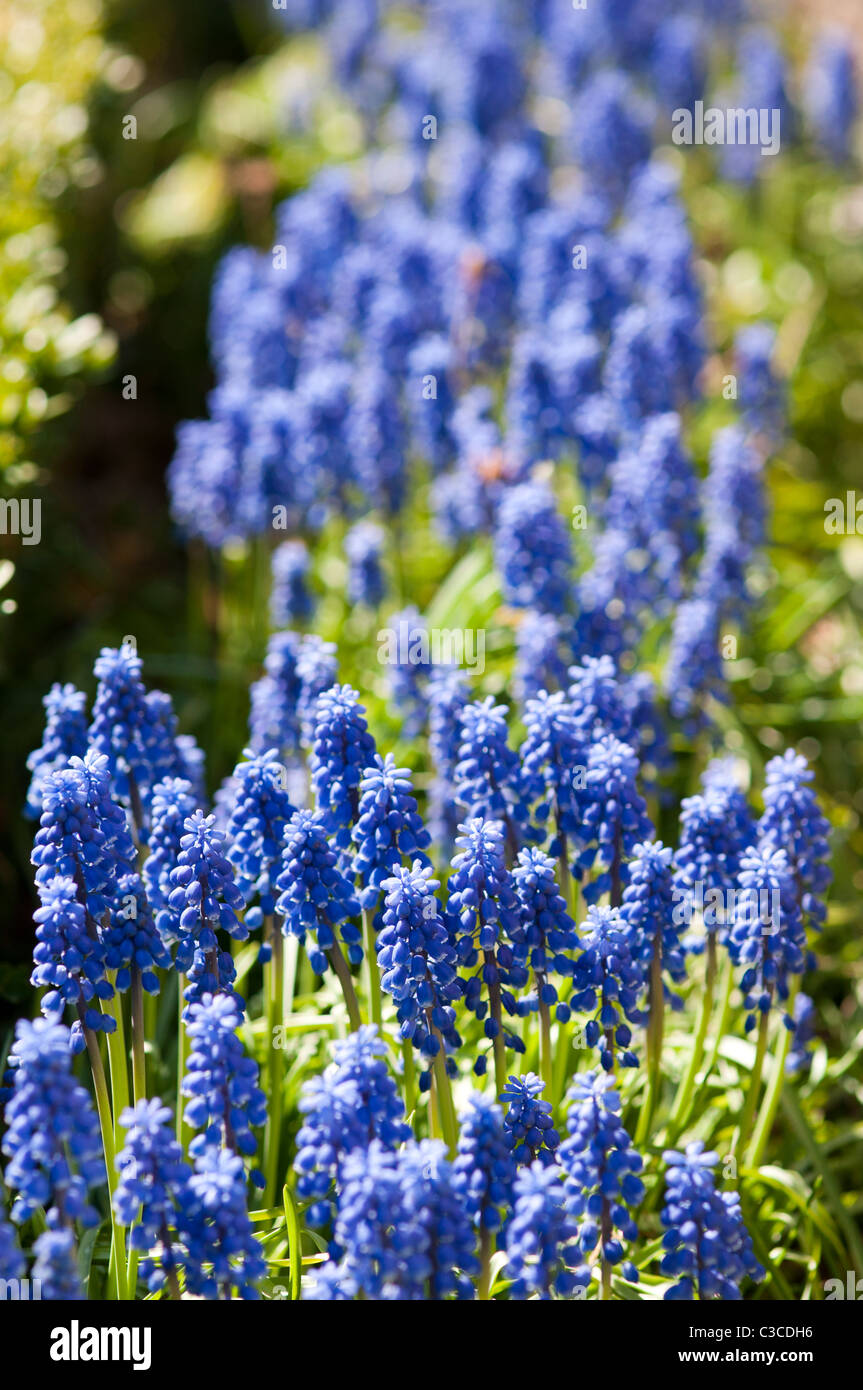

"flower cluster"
[660,1143,764,1300]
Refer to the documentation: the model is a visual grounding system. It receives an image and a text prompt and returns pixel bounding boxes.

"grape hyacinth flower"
[494,480,573,614]
[168,810,248,1009]
[674,759,756,946]
[383,607,430,739]
[25,682,88,818]
[505,1162,577,1300]
[570,906,644,1071]
[786,993,817,1078]
[727,844,807,1031]
[344,519,386,607]
[510,848,579,1079]
[311,684,377,848]
[520,691,585,868]
[2,1017,104,1225]
[0,1215,24,1283]
[453,1092,515,1249]
[377,863,462,1118]
[179,1146,265,1299]
[326,1141,419,1300]
[352,754,431,911]
[399,1139,479,1299]
[248,630,304,761]
[575,736,653,905]
[275,807,362,988]
[31,874,114,1041]
[623,841,688,1005]
[660,1142,764,1299]
[294,1025,410,1227]
[32,1226,82,1301]
[88,645,179,831]
[296,634,339,744]
[113,1099,192,1296]
[454,697,536,854]
[501,1073,560,1167]
[427,665,469,850]
[182,993,267,1173]
[270,539,314,628]
[143,778,199,934]
[758,749,832,934]
[226,747,297,938]
[567,654,631,743]
[514,610,572,706]
[560,1071,644,1295]
[448,819,525,1085]
[804,31,858,164]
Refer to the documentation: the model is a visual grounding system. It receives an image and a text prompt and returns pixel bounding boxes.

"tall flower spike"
[296,634,339,745]
[0,1215,24,1283]
[454,696,536,853]
[88,645,179,830]
[758,749,832,934]
[570,905,644,1070]
[494,479,573,614]
[270,538,314,628]
[311,684,377,848]
[344,519,386,607]
[352,753,431,911]
[377,863,462,1061]
[427,666,469,850]
[453,1091,515,1235]
[182,993,266,1175]
[31,874,114,1044]
[397,1140,479,1299]
[514,610,572,706]
[520,691,585,862]
[168,810,248,1009]
[501,1073,560,1167]
[511,848,579,1027]
[2,1017,104,1225]
[226,747,297,932]
[660,1142,764,1300]
[622,840,688,1005]
[143,778,199,936]
[575,736,654,905]
[32,1227,82,1301]
[248,630,304,760]
[275,808,362,975]
[25,682,88,819]
[294,1025,410,1227]
[113,1099,192,1294]
[567,654,631,742]
[448,819,526,1081]
[560,1071,644,1290]
[328,1141,420,1300]
[726,844,806,1032]
[505,1162,577,1300]
[178,1146,266,1300]
[382,607,430,739]
[674,759,756,942]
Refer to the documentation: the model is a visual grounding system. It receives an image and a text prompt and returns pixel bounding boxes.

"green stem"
[81,1015,126,1300]
[402,1039,417,1119]
[478,1229,493,1301]
[636,932,664,1147]
[431,1039,458,1157]
[130,968,147,1106]
[538,994,553,1092]
[100,984,131,1121]
[734,1007,771,1168]
[668,935,717,1141]
[265,924,285,1208]
[176,977,189,1151]
[747,981,797,1169]
[362,908,383,1028]
[328,938,362,1031]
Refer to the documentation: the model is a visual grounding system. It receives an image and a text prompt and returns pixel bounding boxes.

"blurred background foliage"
[1,0,862,1142]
